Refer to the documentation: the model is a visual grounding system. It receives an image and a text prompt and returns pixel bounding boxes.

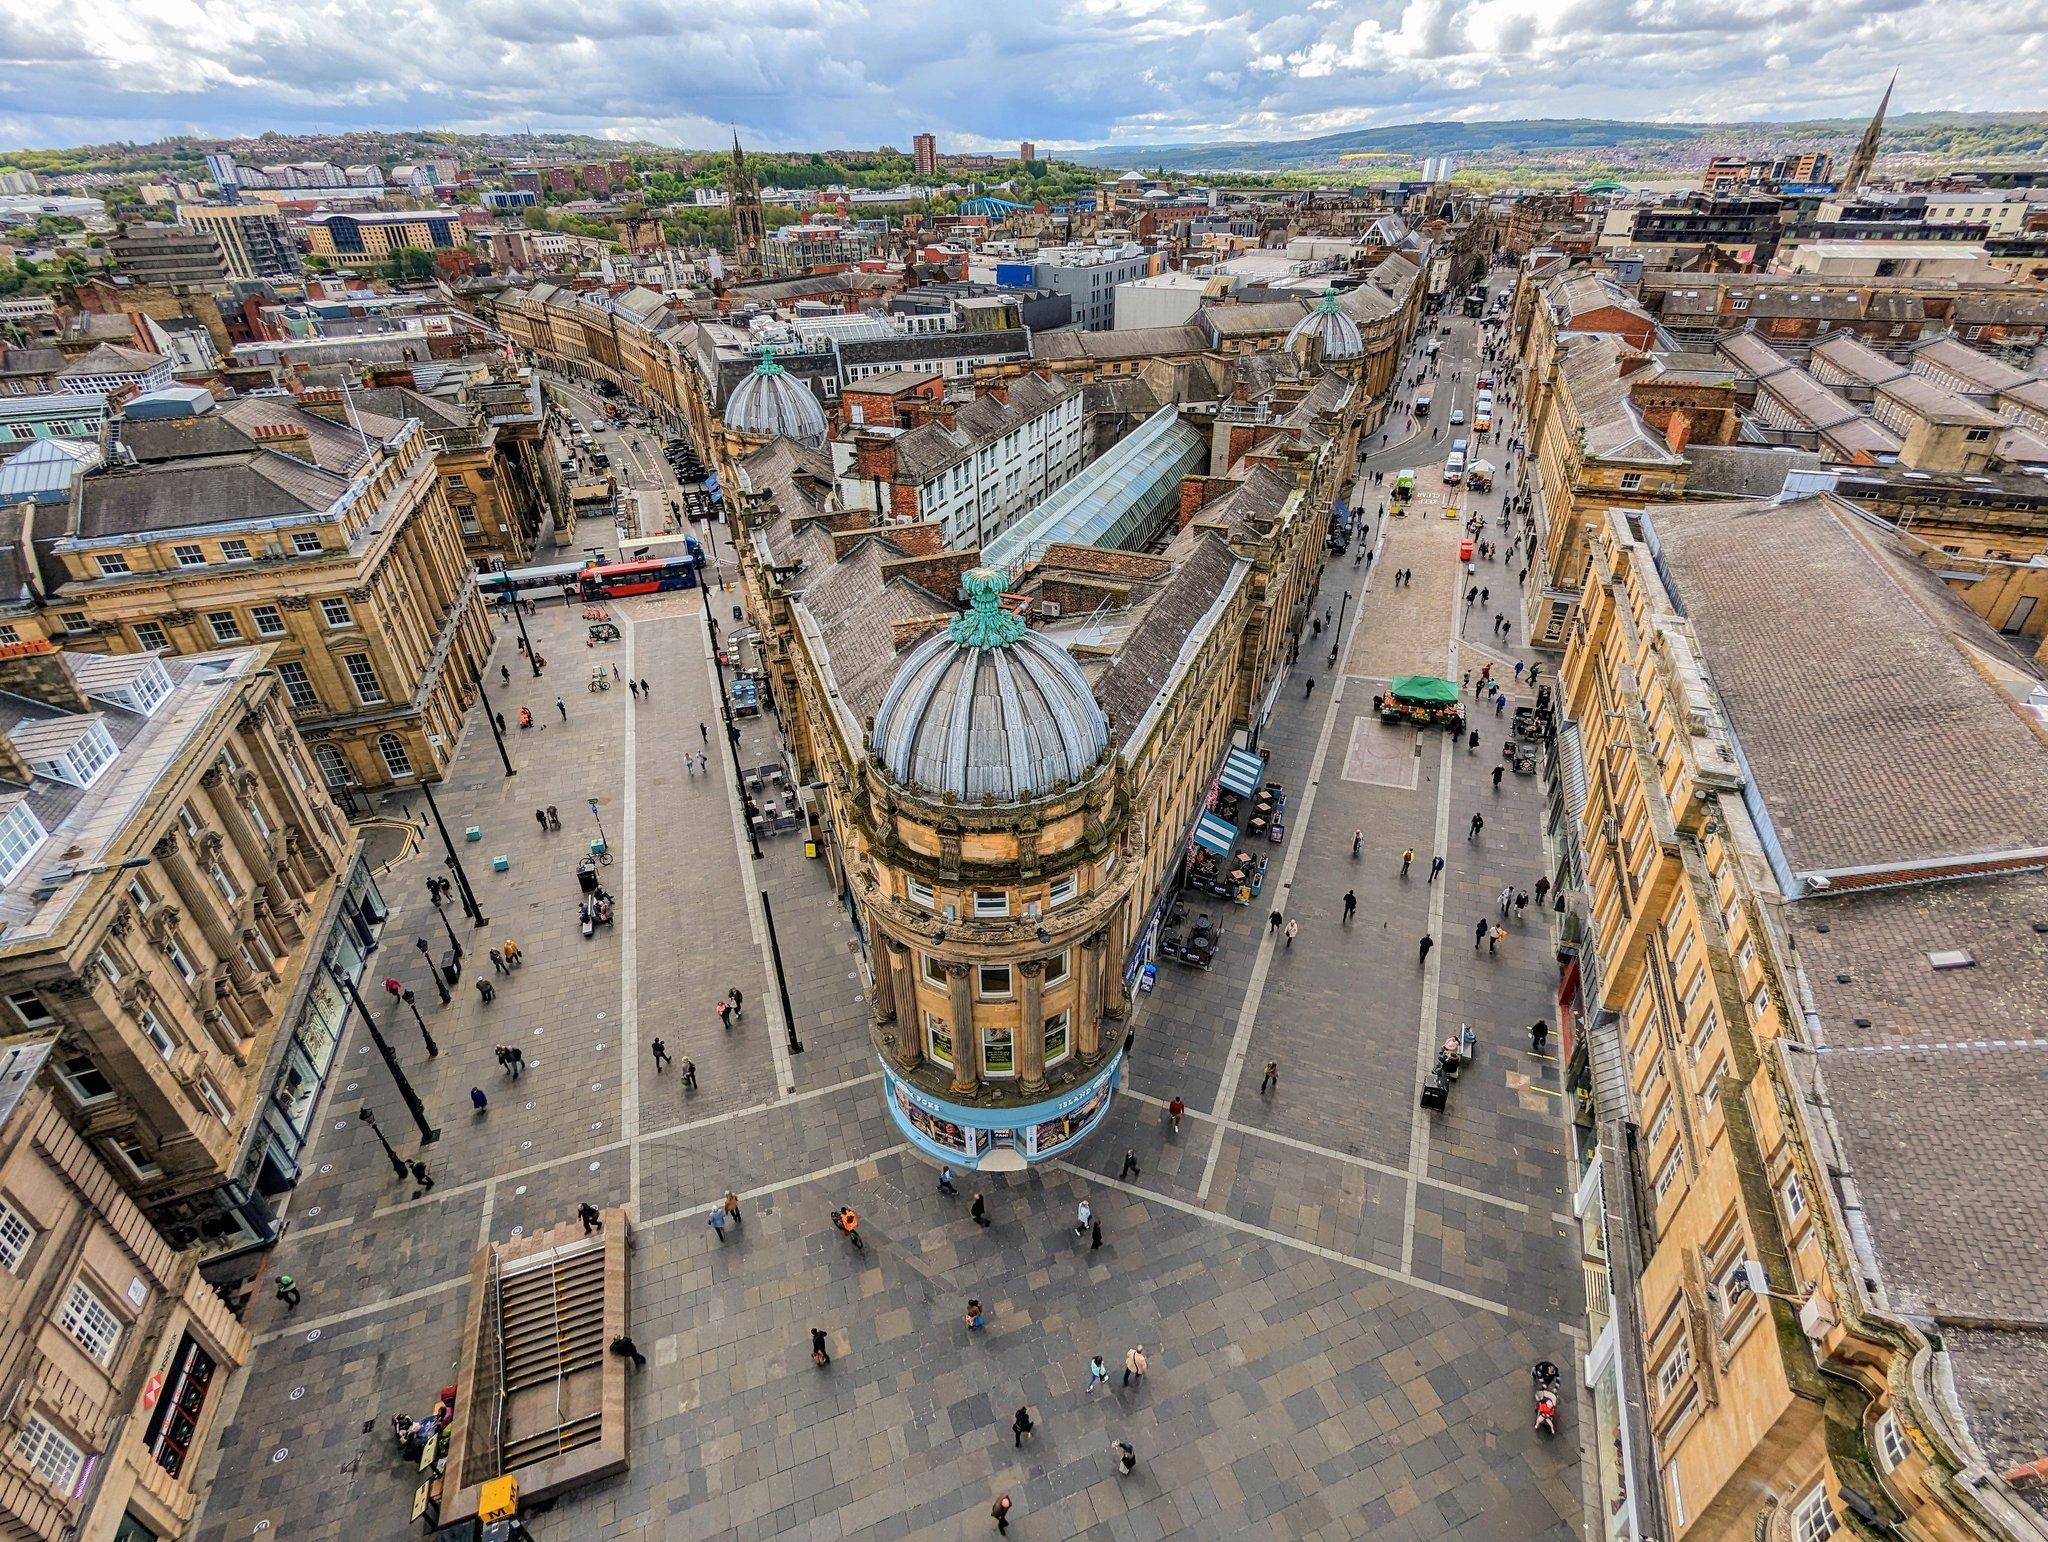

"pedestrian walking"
[1515,889,1530,918]
[276,1273,301,1309]
[639,679,649,697]
[1260,1059,1279,1095]
[476,976,495,1003]
[546,805,560,830]
[1469,812,1485,841]
[723,1191,743,1226]
[1400,848,1414,877]
[490,948,509,975]
[1119,1148,1140,1179]
[1075,1198,1092,1238]
[555,697,567,721]
[1500,884,1515,917]
[579,1202,602,1234]
[727,987,744,1022]
[495,1044,511,1075]
[1475,917,1489,949]
[1530,1019,1550,1054]
[938,1165,959,1196]
[1342,889,1357,924]
[1428,854,1445,883]
[628,679,640,698]
[471,1086,488,1115]
[993,1495,1014,1534]
[1012,1407,1035,1446]
[708,1206,728,1242]
[535,808,548,833]
[1123,1345,1148,1386]
[609,1334,647,1368]
[1087,1354,1109,1395]
[508,1044,524,1077]
[680,1057,697,1090]
[1091,1218,1103,1250]
[1111,1439,1138,1475]
[1492,764,1504,790]
[1534,875,1551,906]
[1268,908,1283,933]
[1418,933,1434,966]
[1283,918,1298,950]
[811,1328,832,1366]
[409,1159,434,1194]
[502,939,523,966]
[965,1297,985,1332]
[1491,924,1507,954]
[1304,676,1315,699]
[651,1037,670,1071]
[700,721,709,744]
[1496,693,1507,717]
[971,1191,990,1226]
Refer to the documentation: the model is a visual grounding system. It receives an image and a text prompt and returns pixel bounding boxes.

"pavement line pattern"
[1060,1162,1543,1325]
[636,1143,910,1234]
[696,608,795,1097]
[1197,592,1371,1203]
[254,1275,469,1347]
[1122,1087,1530,1215]
[1402,453,1472,1277]
[620,610,644,1213]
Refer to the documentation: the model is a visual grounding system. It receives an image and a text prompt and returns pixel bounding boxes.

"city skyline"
[4,0,2047,155]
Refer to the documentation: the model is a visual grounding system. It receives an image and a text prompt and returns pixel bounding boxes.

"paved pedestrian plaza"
[195,318,1588,1540]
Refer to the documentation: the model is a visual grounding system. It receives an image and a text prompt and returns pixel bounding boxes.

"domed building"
[723,347,828,449]
[1285,287,1365,365]
[858,568,1136,1170]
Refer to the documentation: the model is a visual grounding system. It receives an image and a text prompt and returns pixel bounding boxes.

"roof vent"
[1927,949,1976,971]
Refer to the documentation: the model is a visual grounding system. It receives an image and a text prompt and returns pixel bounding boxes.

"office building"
[107,224,228,292]
[176,205,296,281]
[301,210,462,260]
[997,242,1153,332]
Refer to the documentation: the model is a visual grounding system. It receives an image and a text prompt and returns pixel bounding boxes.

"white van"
[1443,452,1465,485]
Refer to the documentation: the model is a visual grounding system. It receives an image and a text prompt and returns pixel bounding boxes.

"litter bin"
[441,953,460,986]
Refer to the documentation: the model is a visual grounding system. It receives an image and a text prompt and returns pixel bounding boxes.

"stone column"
[154,836,259,998]
[207,768,303,943]
[1100,905,1130,1028]
[945,962,978,1098]
[1076,931,1105,1061]
[871,935,899,1023]
[1017,959,1047,1094]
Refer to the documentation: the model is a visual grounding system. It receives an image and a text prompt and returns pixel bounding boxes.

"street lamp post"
[358,1106,409,1180]
[587,797,608,854]
[331,963,439,1145]
[1328,589,1353,668]
[698,558,761,860]
[474,671,516,778]
[419,779,488,929]
[760,893,805,1058]
[506,589,542,678]
[400,988,439,1058]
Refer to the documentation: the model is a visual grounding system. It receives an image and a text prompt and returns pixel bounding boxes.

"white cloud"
[0,0,2041,151]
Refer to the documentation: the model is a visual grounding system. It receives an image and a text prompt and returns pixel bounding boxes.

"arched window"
[312,743,350,789]
[377,734,413,780]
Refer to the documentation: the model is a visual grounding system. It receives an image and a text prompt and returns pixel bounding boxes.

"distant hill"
[1074,112,2048,174]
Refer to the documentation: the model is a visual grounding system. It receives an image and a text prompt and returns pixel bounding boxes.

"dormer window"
[88,657,172,718]
[27,721,119,789]
[0,804,48,884]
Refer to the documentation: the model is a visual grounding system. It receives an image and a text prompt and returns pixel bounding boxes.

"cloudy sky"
[2,0,2045,153]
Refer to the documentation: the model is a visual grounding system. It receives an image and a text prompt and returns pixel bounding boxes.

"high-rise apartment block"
[913,133,938,176]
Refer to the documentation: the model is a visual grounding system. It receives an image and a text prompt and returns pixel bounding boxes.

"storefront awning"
[1217,748,1264,798]
[1192,811,1238,857]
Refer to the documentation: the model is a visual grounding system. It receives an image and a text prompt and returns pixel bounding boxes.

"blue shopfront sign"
[882,1057,1121,1168]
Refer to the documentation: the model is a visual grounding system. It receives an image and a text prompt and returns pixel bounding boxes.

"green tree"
[381,246,438,282]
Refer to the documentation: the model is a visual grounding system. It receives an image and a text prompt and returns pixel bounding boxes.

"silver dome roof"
[872,567,1109,804]
[1285,287,1365,361]
[725,347,828,448]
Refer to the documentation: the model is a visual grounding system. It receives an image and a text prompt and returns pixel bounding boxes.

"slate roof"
[888,374,1072,484]
[0,347,63,383]
[114,412,263,464]
[1911,335,2033,394]
[1197,464,1295,536]
[1093,532,1243,739]
[213,395,398,474]
[58,343,167,378]
[78,453,349,538]
[1200,299,1311,339]
[1557,334,1684,465]
[1644,494,2048,876]
[1807,333,1906,387]
[1031,325,1207,362]
[1679,445,1822,498]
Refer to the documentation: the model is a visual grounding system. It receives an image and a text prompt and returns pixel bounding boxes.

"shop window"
[0,1199,35,1272]
[977,964,1012,999]
[1043,1010,1070,1066]
[56,1054,113,1106]
[924,1011,953,1069]
[60,1279,122,1364]
[981,1025,1015,1077]
[15,1413,83,1496]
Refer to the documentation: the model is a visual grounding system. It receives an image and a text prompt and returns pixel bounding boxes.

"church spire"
[1839,72,1895,194]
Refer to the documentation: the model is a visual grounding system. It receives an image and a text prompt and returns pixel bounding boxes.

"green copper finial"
[753,345,785,377]
[1318,286,1340,312]
[949,566,1025,648]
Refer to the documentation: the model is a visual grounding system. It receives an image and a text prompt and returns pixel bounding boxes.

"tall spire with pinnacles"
[1839,72,1896,194]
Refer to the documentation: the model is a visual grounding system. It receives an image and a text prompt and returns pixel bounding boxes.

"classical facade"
[0,1039,254,1542]
[21,391,494,794]
[1556,491,2048,1541]
[0,643,363,1270]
